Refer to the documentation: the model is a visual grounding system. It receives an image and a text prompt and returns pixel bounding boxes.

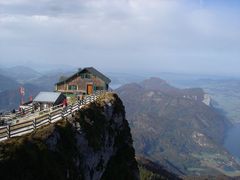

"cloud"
[0,0,29,5]
[0,0,240,74]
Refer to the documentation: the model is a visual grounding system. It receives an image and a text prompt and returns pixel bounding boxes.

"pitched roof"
[56,67,111,85]
[33,92,62,103]
[85,67,111,83]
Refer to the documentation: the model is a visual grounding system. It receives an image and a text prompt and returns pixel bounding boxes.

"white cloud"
[0,0,28,5]
[0,0,240,74]
[31,15,49,22]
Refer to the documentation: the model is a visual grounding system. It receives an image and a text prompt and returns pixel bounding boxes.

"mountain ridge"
[116,77,240,176]
[0,66,41,83]
[0,74,20,92]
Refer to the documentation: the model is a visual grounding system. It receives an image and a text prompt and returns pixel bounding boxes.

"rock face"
[0,93,139,180]
[116,78,240,176]
[202,94,212,106]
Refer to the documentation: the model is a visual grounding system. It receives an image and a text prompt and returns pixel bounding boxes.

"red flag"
[19,86,25,105]
[19,87,25,96]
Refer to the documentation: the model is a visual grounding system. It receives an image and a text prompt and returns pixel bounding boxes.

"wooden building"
[55,67,111,95]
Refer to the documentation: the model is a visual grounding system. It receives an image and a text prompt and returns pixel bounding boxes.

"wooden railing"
[0,105,34,124]
[0,91,104,142]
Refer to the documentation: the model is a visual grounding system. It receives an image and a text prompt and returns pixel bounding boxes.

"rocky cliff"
[0,93,139,180]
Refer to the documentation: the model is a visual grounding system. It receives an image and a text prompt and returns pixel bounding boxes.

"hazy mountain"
[0,66,41,83]
[28,71,74,91]
[0,74,19,92]
[116,77,240,176]
[107,72,146,89]
[0,83,41,112]
[0,70,74,112]
[144,72,240,124]
[169,78,240,124]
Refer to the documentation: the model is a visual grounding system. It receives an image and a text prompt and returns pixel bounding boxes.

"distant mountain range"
[116,78,240,176]
[28,70,74,91]
[109,71,240,124]
[107,72,145,89]
[170,78,240,124]
[0,66,73,112]
[0,74,20,92]
[0,84,41,112]
[0,66,42,83]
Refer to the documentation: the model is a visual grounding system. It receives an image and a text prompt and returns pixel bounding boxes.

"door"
[87,84,93,95]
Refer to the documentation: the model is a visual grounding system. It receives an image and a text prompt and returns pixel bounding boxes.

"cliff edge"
[0,93,139,180]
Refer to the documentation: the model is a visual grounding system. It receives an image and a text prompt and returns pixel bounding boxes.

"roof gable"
[56,67,111,85]
[84,67,111,84]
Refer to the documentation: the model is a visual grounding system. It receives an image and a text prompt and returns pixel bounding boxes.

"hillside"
[116,78,240,176]
[29,71,74,91]
[0,66,41,83]
[151,73,240,124]
[0,84,41,112]
[0,74,19,92]
[0,93,139,180]
[172,78,240,124]
[0,69,74,112]
[137,156,181,180]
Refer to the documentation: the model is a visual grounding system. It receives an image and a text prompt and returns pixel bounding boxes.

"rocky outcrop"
[0,93,139,180]
[202,94,212,106]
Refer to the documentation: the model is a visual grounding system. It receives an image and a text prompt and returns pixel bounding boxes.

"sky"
[0,0,240,75]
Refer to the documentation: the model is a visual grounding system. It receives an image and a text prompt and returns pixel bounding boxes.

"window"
[96,86,104,90]
[68,85,77,90]
[85,74,91,79]
[80,73,91,79]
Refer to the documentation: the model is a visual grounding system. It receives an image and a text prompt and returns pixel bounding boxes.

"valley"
[224,124,240,161]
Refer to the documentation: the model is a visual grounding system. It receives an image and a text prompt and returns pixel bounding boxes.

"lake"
[224,124,240,161]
